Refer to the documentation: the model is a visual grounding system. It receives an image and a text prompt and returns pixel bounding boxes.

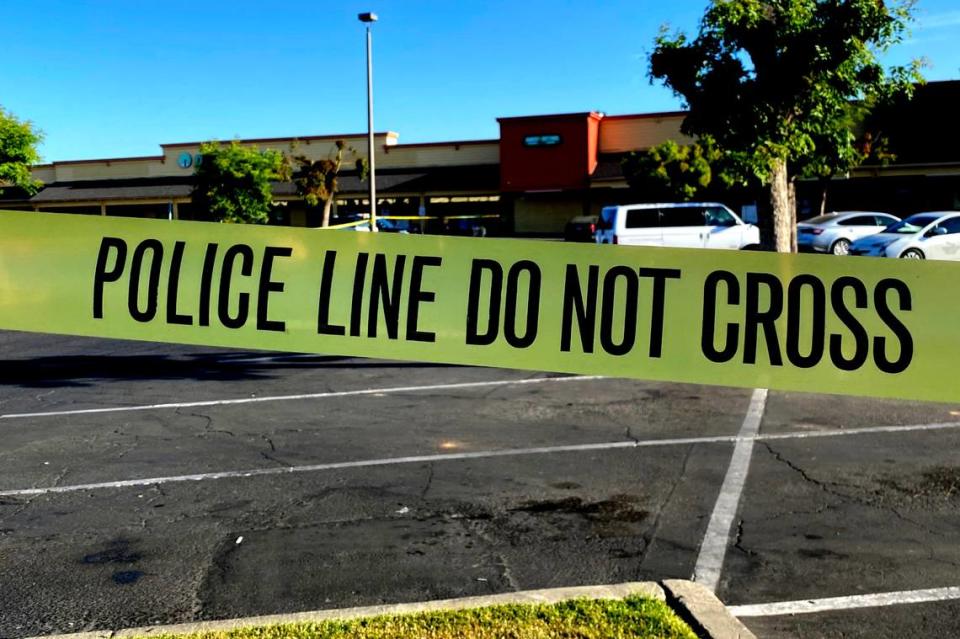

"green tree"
[797,99,899,217]
[0,106,43,196]
[621,136,737,201]
[293,140,368,227]
[649,0,922,252]
[193,141,291,224]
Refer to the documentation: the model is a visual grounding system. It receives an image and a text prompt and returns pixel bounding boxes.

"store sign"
[177,152,203,169]
[523,134,562,147]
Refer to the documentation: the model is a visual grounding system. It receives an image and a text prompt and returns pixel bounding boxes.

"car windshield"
[883,214,940,234]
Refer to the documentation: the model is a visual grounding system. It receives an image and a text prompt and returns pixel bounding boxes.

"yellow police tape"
[0,209,951,402]
[324,219,372,230]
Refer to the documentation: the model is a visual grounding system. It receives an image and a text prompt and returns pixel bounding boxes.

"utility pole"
[359,12,378,232]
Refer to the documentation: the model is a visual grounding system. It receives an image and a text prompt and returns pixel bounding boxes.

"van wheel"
[831,238,851,255]
[900,249,925,259]
[740,244,762,251]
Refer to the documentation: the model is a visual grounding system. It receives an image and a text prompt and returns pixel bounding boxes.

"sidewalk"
[27,580,755,639]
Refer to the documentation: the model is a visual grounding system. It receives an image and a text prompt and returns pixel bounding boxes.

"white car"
[797,211,900,255]
[849,211,960,260]
[594,202,759,250]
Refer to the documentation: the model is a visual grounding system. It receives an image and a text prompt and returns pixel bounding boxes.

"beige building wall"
[599,114,691,154]
[160,133,397,168]
[31,165,56,183]
[30,134,501,184]
[45,157,171,182]
[379,142,498,168]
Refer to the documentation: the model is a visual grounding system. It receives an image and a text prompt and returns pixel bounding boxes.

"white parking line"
[761,421,960,440]
[729,586,960,617]
[693,388,767,592]
[0,375,605,420]
[0,437,730,497]
[3,418,958,498]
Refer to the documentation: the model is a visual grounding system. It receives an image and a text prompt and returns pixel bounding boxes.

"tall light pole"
[359,12,378,232]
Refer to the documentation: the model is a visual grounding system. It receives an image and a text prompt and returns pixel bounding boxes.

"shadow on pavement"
[0,353,460,388]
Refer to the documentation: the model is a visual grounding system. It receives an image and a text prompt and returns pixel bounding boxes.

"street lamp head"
[358,12,378,23]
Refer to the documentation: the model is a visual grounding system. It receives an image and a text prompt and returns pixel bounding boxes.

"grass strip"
[145,596,698,639]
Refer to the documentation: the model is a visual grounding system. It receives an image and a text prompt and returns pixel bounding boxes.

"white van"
[594,202,760,250]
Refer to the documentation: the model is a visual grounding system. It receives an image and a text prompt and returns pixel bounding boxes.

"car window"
[885,215,940,234]
[875,215,898,226]
[597,207,617,230]
[805,214,838,225]
[940,217,960,234]
[661,207,704,227]
[704,206,737,227]
[840,215,878,226]
[625,208,659,228]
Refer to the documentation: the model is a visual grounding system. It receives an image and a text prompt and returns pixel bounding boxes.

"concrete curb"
[25,580,754,639]
[662,580,757,639]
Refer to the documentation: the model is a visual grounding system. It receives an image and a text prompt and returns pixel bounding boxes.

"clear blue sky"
[3,0,959,162]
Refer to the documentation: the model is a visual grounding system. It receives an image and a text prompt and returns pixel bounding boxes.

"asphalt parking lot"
[1,330,960,638]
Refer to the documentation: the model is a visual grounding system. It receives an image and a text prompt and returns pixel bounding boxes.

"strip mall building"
[4,81,959,234]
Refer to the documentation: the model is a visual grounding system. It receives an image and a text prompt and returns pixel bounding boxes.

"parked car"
[849,211,960,260]
[797,211,901,255]
[376,217,419,233]
[594,202,759,249]
[564,215,598,242]
[443,215,503,237]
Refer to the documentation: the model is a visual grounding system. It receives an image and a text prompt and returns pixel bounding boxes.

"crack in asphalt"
[639,443,694,569]
[0,494,35,520]
[760,503,836,522]
[253,431,297,468]
[733,518,756,557]
[49,466,70,488]
[193,532,238,621]
[176,408,234,438]
[420,463,434,500]
[762,442,950,539]
[258,451,292,468]
[34,389,56,403]
[260,434,276,452]
[114,433,141,460]
[461,514,522,591]
[494,550,520,590]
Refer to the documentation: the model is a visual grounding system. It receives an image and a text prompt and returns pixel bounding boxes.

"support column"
[100,202,107,216]
[418,194,426,233]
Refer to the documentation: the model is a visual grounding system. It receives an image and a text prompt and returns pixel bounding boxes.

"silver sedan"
[797,211,900,255]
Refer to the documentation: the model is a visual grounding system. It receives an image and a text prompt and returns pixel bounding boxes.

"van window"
[598,207,617,230]
[625,208,659,228]
[663,207,705,227]
[704,206,737,227]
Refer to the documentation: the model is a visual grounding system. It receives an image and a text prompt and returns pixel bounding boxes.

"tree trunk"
[321,197,334,227]
[788,177,798,253]
[818,177,829,217]
[770,158,794,253]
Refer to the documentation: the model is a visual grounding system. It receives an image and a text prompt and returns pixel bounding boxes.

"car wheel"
[900,249,925,259]
[831,238,851,255]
